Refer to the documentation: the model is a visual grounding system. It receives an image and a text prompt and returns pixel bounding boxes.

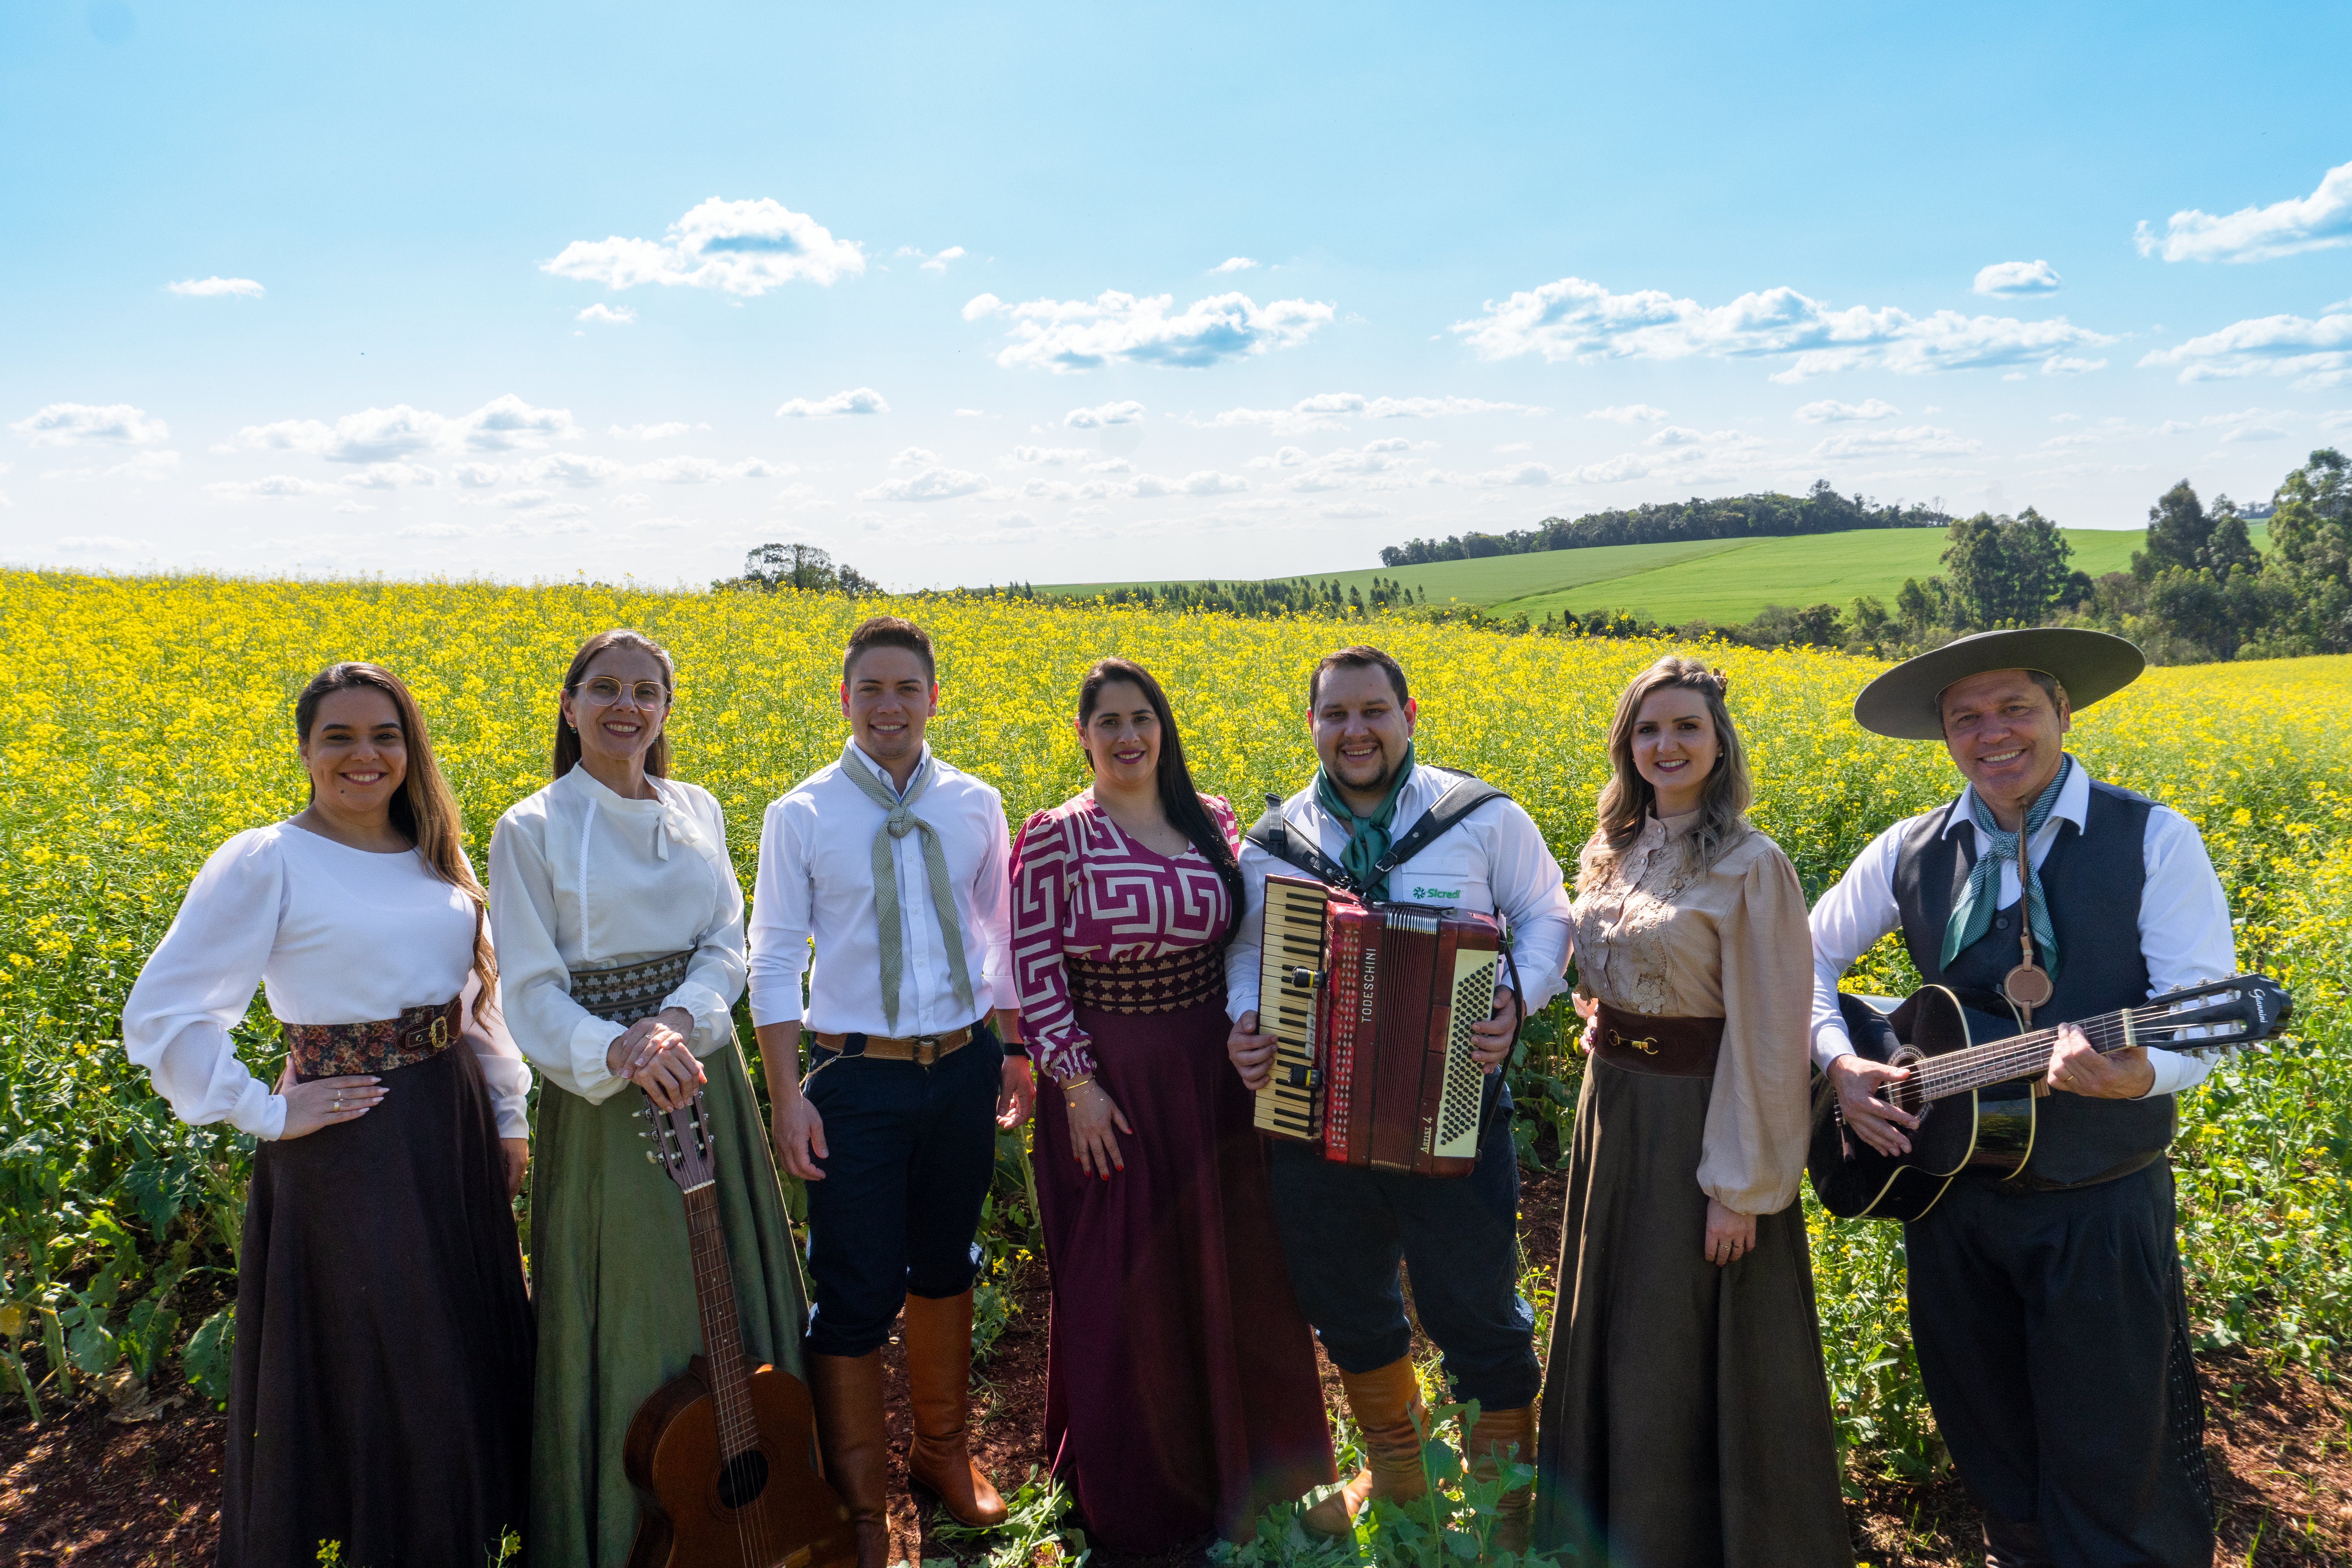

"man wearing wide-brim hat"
[1808,628,2233,1568]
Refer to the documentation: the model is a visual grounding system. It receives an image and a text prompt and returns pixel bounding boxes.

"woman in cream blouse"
[490,628,811,1567]
[122,662,533,1567]
[1532,655,1851,1566]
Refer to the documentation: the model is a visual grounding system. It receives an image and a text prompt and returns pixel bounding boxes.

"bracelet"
[1061,1073,1095,1100]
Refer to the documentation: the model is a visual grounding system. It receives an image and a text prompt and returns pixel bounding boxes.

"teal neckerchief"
[1314,743,1417,901]
[1943,754,2071,978]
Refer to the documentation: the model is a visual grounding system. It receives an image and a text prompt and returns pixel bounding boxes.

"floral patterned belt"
[1066,945,1226,1015]
[285,997,462,1081]
[570,949,696,1026]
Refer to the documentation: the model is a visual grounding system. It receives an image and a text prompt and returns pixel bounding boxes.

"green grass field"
[1039,524,2272,628]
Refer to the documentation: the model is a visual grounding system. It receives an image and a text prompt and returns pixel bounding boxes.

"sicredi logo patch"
[1412,885,1462,900]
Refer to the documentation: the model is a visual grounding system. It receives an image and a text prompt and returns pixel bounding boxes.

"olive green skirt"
[528,1039,811,1568]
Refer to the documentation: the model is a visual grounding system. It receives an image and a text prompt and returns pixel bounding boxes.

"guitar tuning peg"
[644,1152,661,1166]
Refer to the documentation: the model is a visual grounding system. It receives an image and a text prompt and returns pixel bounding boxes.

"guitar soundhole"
[718,1448,770,1510]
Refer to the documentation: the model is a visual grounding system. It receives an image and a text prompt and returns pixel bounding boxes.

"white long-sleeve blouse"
[488,764,748,1105]
[121,822,531,1142]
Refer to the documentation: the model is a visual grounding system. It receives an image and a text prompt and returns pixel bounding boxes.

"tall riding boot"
[1461,1405,1536,1557]
[901,1289,1008,1527]
[808,1349,891,1568]
[1301,1357,1430,1537]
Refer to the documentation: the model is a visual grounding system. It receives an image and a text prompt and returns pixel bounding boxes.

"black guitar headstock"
[2131,973,2296,1053]
[641,1091,717,1195]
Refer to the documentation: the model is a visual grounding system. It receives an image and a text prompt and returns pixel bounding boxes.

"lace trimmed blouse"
[1571,811,1814,1214]
[489,765,748,1105]
[1010,792,1239,1084]
[122,823,530,1142]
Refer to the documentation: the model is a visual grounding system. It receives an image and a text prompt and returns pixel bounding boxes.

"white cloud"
[1211,257,1259,273]
[55,535,150,553]
[2200,407,2295,445]
[1131,471,1248,497]
[577,303,637,325]
[348,462,439,490]
[919,246,965,273]
[332,501,376,514]
[609,492,652,508]
[1428,461,1561,488]
[629,456,786,484]
[232,395,582,462]
[452,462,505,488]
[1555,429,1772,486]
[2322,410,2352,432]
[522,453,628,487]
[962,294,1004,321]
[891,447,941,469]
[41,449,182,482]
[2140,312,2352,387]
[1584,404,1669,424]
[2222,424,2288,443]
[633,517,696,532]
[1493,441,1532,453]
[609,421,698,440]
[1319,501,1388,519]
[954,408,985,418]
[399,522,476,539]
[11,402,169,446]
[2136,160,2352,264]
[1795,397,1901,423]
[1202,392,1543,435]
[1646,426,1704,447]
[1809,424,1984,459]
[858,466,990,501]
[167,276,265,299]
[775,387,889,417]
[1452,275,2115,381]
[543,197,865,296]
[974,510,1038,528]
[1004,445,1092,467]
[981,290,1335,372]
[1276,439,1431,493]
[206,474,348,502]
[2040,355,2108,376]
[1064,401,1147,428]
[1972,260,2061,297]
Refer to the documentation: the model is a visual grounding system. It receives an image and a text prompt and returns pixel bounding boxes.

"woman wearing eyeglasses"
[489,628,811,1567]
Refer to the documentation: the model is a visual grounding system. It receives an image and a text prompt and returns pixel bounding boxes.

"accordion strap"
[1246,766,1511,897]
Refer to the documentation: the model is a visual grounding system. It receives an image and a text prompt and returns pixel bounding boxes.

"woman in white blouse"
[490,627,811,1567]
[122,662,534,1568]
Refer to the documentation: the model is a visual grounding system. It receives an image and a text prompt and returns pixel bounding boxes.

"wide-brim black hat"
[1853,627,2145,740]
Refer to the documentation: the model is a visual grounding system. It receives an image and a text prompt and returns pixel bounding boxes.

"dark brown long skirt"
[1532,1055,1851,1568]
[222,1040,534,1567]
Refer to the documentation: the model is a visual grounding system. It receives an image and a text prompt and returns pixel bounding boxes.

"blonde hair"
[1579,655,1751,895]
[294,663,497,1022]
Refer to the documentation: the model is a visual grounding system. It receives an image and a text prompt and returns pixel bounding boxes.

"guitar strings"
[1893,991,2258,1107]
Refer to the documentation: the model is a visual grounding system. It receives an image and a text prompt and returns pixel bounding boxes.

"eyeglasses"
[579,677,671,709]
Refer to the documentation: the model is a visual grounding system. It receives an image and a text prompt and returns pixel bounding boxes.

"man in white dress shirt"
[1809,628,2233,1568]
[749,616,1034,1568]
[1224,645,1572,1552]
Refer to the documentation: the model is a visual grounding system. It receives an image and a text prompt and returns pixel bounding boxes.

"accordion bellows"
[1253,874,1500,1178]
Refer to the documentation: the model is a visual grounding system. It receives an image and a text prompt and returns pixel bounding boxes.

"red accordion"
[1251,873,1501,1177]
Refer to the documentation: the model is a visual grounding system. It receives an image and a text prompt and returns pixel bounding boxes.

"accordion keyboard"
[1254,876,1328,1140]
[1428,945,1497,1160]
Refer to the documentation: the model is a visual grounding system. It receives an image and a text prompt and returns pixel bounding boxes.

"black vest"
[1891,775,2175,1186]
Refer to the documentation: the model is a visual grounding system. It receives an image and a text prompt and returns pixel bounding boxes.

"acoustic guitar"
[1808,973,2292,1223]
[625,1093,860,1568]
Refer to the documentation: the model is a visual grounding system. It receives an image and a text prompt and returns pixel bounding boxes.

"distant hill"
[1035,524,2273,630]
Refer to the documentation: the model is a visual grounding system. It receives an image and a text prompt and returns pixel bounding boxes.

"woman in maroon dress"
[1011,658,1335,1552]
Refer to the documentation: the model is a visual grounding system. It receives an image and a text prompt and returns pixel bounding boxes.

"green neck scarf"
[1314,743,1417,901]
[1942,753,2071,979]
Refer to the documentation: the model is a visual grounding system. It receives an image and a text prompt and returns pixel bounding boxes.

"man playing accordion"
[1225,645,1572,1552]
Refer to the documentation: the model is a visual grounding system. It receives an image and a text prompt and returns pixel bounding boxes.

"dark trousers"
[1267,1083,1539,1411]
[1905,1161,2214,1568]
[800,1025,1004,1358]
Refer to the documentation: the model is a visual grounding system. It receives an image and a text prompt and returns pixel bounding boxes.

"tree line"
[1377,480,1949,566]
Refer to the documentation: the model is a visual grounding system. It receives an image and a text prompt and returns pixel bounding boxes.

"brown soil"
[5,1167,2347,1566]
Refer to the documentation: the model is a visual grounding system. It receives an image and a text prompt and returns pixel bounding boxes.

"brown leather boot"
[901,1289,1008,1527]
[1461,1405,1536,1557]
[1301,1357,1430,1537]
[808,1349,890,1568]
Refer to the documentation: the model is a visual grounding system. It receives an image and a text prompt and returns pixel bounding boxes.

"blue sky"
[6,0,2350,589]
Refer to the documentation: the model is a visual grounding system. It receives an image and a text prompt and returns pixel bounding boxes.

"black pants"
[1905,1161,2213,1568]
[1267,1081,1539,1411]
[800,1026,1003,1358]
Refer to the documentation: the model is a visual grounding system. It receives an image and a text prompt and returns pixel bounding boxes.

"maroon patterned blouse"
[1009,791,1239,1085]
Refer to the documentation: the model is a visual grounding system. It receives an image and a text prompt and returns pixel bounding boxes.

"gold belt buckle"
[911,1034,942,1067]
[430,1013,449,1049]
[1613,1030,1659,1056]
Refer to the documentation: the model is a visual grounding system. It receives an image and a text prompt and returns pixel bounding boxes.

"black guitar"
[1808,974,2292,1222]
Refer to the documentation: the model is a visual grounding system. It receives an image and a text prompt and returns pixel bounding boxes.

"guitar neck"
[1910,999,2176,1103]
[681,1183,757,1461]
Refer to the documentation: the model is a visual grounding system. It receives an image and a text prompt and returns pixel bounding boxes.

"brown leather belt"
[286,997,462,1081]
[1592,1002,1724,1079]
[811,1023,980,1066]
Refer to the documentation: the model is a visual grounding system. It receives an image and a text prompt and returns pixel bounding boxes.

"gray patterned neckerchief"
[1944,754,2071,978]
[838,741,976,1033]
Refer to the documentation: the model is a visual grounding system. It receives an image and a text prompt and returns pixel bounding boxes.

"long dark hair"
[1077,658,1247,940]
[294,662,497,1022]
[553,629,675,781]
[1579,654,1752,894]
